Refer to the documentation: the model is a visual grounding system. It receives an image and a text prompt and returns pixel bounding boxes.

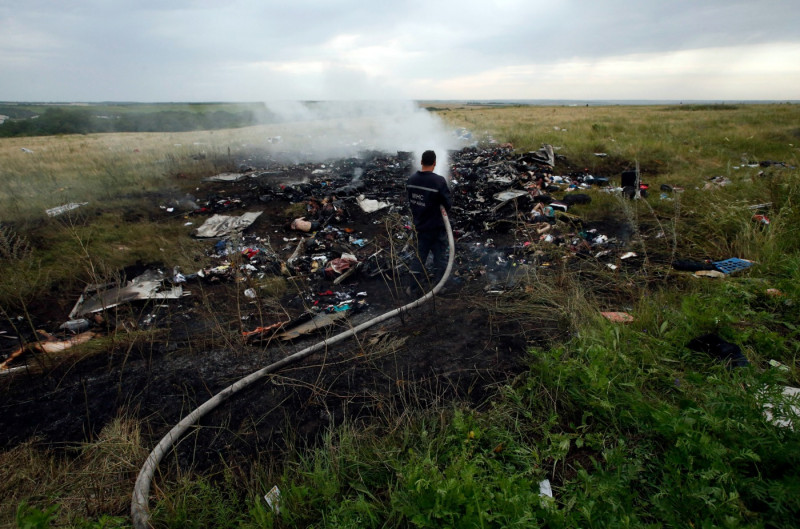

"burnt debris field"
[0,144,650,462]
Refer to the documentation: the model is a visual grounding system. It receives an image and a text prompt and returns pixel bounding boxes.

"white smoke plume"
[259,100,461,179]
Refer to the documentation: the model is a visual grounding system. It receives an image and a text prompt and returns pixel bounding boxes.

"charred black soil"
[0,145,657,475]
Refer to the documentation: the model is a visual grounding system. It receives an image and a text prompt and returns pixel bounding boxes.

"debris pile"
[2,140,761,372]
[0,143,655,371]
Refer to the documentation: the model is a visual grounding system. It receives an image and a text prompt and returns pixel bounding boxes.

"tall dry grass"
[0,416,147,527]
[438,104,800,184]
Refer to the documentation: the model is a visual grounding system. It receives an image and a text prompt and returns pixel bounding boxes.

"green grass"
[150,276,799,528]
[141,261,800,527]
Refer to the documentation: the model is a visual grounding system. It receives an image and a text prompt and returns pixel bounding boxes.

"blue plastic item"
[712,258,754,274]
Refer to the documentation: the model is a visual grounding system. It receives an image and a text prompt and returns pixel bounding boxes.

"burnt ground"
[0,145,666,475]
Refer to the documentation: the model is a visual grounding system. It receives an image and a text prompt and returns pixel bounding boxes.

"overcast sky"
[1,0,798,102]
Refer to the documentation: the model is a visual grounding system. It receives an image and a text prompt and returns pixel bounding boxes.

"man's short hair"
[421,150,436,166]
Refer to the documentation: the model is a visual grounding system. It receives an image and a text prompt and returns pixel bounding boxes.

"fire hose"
[132,206,454,528]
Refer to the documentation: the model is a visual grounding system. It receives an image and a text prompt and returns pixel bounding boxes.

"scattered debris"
[194,211,263,238]
[58,319,91,333]
[46,202,89,217]
[493,190,527,202]
[673,258,755,276]
[687,334,749,368]
[759,160,792,168]
[752,214,770,225]
[712,258,755,274]
[204,172,246,182]
[704,176,732,189]
[538,479,553,498]
[761,386,800,430]
[275,311,348,341]
[694,270,727,279]
[561,193,591,206]
[530,145,555,166]
[672,260,716,272]
[242,321,289,342]
[68,269,187,317]
[0,330,98,371]
[263,485,281,514]
[356,195,390,213]
[0,366,26,376]
[6,143,738,379]
[601,312,634,323]
[769,359,790,371]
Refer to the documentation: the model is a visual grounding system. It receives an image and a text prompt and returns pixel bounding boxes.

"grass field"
[2,103,800,528]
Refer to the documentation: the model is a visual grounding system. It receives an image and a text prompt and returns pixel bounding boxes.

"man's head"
[421,150,436,169]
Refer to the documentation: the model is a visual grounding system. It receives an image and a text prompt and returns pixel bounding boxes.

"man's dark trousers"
[410,227,448,287]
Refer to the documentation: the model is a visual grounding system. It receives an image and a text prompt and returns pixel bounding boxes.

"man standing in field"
[406,150,452,294]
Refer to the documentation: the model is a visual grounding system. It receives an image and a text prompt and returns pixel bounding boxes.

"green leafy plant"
[16,502,59,529]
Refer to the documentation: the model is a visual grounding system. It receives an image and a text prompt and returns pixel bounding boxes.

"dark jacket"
[406,170,452,231]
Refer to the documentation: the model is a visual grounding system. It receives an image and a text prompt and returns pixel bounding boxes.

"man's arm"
[439,177,452,212]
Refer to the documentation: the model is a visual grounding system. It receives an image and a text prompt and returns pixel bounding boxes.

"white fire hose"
[132,207,454,528]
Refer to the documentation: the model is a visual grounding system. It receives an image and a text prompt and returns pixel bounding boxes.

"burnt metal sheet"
[69,270,186,318]
[195,211,263,238]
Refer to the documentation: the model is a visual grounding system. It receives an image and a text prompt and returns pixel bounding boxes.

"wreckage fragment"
[242,320,289,342]
[194,211,263,238]
[761,386,800,430]
[69,269,187,318]
[0,330,98,371]
[601,312,634,323]
[492,190,528,213]
[46,202,89,217]
[712,258,755,274]
[275,311,348,341]
[356,195,390,213]
[521,144,555,167]
[687,334,749,368]
[203,172,246,182]
[694,270,726,279]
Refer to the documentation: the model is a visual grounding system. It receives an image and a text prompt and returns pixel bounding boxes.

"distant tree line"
[0,107,266,137]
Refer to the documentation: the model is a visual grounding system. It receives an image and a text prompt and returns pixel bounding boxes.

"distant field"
[434,102,800,173]
[0,101,269,117]
[0,102,274,137]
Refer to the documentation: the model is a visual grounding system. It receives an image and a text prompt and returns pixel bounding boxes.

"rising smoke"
[259,100,462,179]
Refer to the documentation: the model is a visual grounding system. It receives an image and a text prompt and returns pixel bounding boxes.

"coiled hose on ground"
[132,207,454,528]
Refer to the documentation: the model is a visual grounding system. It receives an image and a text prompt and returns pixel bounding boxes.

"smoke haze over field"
[258,101,461,176]
[1,1,798,102]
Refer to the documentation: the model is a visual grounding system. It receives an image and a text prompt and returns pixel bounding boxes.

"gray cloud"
[0,0,798,101]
